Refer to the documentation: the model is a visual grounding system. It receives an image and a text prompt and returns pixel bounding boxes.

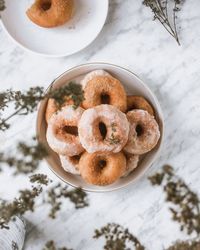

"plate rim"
[0,0,109,57]
[36,62,165,193]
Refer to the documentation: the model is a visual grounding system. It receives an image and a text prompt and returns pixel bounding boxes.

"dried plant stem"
[155,1,180,45]
[43,240,72,250]
[0,175,50,229]
[165,0,168,19]
[0,137,48,174]
[0,83,84,131]
[94,223,145,250]
[2,108,23,123]
[149,165,200,236]
[143,0,182,45]
[173,2,180,45]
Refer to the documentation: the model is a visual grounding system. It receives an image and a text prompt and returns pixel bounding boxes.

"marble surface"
[0,0,200,249]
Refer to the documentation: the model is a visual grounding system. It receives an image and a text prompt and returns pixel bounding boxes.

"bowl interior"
[36,63,164,192]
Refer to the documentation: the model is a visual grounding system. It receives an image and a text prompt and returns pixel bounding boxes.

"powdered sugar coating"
[46,105,85,156]
[124,110,160,155]
[81,70,111,89]
[78,105,129,153]
[59,155,80,175]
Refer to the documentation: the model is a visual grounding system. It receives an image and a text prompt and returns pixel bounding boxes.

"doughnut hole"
[97,159,107,170]
[127,104,137,112]
[63,125,78,136]
[100,93,110,104]
[70,155,81,165]
[135,124,144,137]
[98,122,107,140]
[40,0,52,11]
[95,156,108,174]
[54,123,78,141]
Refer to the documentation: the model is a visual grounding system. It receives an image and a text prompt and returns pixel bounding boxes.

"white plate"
[37,63,164,192]
[1,0,108,57]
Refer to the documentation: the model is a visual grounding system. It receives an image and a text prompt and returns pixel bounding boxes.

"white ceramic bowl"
[36,63,164,192]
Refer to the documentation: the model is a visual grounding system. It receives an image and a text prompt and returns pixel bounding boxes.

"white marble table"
[0,0,200,249]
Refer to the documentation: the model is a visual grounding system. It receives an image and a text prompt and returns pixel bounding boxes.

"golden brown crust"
[79,151,126,186]
[45,98,74,123]
[26,0,74,28]
[82,76,127,112]
[127,96,154,116]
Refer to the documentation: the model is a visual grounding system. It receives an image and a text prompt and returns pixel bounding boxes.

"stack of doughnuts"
[46,70,160,186]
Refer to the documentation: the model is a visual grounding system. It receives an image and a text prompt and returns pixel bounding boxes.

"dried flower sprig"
[106,123,120,145]
[106,133,121,145]
[0,137,48,174]
[167,239,200,250]
[43,240,73,250]
[0,174,50,229]
[45,184,89,219]
[11,241,19,250]
[0,0,5,12]
[94,223,145,250]
[48,82,84,109]
[0,82,84,131]
[30,173,50,185]
[143,0,184,45]
[0,87,44,131]
[149,165,200,236]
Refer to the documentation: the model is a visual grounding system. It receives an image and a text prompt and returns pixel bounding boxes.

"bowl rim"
[36,62,165,193]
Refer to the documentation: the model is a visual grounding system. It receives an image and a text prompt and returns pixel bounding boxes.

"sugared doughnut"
[46,105,84,156]
[124,110,160,155]
[127,96,154,116]
[122,152,139,177]
[82,72,127,112]
[60,154,82,175]
[78,105,129,153]
[45,98,73,123]
[79,151,126,186]
[26,0,74,28]
[81,70,111,89]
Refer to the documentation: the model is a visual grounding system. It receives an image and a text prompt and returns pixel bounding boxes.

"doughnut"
[81,70,111,89]
[26,0,74,28]
[122,152,139,177]
[127,96,154,116]
[45,98,74,123]
[124,110,160,155]
[59,154,82,175]
[78,105,129,153]
[82,72,127,112]
[79,151,126,186]
[46,105,84,156]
